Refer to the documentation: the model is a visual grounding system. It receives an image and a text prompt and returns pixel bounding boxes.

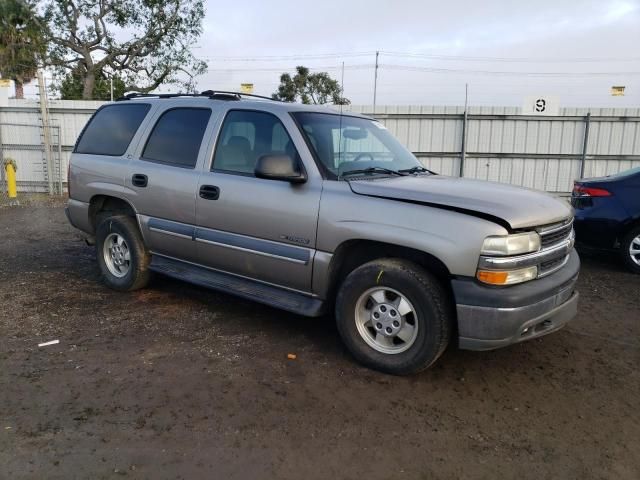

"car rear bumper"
[65,198,92,234]
[452,249,580,351]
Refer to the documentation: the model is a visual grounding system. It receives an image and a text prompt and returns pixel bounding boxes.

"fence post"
[460,110,467,177]
[580,112,591,179]
[0,121,5,187]
[37,70,55,195]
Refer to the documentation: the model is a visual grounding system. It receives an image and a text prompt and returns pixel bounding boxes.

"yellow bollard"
[4,159,17,198]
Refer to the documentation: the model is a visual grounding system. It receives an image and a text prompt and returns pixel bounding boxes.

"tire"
[335,258,452,375]
[95,214,151,291]
[620,226,640,274]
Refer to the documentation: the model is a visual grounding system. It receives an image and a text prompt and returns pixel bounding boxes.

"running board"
[149,256,326,317]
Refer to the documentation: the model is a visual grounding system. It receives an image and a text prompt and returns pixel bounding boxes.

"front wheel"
[335,258,452,375]
[621,226,640,274]
[96,215,151,291]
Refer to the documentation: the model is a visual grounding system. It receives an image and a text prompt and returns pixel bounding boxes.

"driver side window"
[212,110,299,175]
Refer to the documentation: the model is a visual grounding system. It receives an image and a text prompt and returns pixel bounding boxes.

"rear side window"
[142,108,212,168]
[75,103,150,156]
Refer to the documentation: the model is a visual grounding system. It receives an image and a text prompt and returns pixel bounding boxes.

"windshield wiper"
[398,166,435,175]
[339,167,405,179]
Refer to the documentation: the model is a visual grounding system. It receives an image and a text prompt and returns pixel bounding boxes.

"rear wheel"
[335,258,452,375]
[621,226,640,274]
[96,215,151,291]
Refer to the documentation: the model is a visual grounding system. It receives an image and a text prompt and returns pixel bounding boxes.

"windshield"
[292,112,423,179]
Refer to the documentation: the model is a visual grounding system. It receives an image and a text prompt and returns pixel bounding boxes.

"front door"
[195,109,321,292]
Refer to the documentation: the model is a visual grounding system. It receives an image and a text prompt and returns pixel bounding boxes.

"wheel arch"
[89,194,138,233]
[321,239,453,305]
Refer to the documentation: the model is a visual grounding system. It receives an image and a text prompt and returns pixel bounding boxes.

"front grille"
[539,220,574,248]
[539,254,569,276]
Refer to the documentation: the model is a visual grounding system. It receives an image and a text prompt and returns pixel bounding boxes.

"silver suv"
[66,92,579,374]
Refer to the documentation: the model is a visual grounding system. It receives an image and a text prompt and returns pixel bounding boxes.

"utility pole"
[110,76,114,102]
[373,51,379,113]
[460,83,469,178]
[37,70,54,195]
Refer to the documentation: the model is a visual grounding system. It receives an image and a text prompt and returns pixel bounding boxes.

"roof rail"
[115,90,282,102]
[201,90,282,102]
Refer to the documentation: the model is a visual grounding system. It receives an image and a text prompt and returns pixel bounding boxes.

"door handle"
[132,174,148,187]
[199,185,220,200]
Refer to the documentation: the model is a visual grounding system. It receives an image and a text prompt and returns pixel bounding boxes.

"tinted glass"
[213,110,298,174]
[293,112,421,179]
[142,108,212,168]
[75,103,150,156]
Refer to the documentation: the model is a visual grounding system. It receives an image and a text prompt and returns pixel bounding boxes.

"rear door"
[195,108,322,292]
[124,104,217,263]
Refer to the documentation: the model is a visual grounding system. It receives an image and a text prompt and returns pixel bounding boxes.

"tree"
[273,66,350,105]
[43,0,207,100]
[58,69,126,100]
[0,0,46,99]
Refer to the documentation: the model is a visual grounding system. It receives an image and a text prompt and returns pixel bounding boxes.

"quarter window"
[212,110,299,174]
[142,108,212,168]
[75,103,150,156]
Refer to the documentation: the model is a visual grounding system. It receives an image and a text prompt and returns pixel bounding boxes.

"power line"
[199,52,375,62]
[205,64,375,72]
[198,50,640,64]
[380,51,640,63]
[380,64,640,77]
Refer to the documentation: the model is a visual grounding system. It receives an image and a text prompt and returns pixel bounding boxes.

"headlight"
[481,232,541,256]
[476,266,538,285]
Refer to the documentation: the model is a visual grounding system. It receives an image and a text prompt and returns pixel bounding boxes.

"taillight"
[572,183,611,197]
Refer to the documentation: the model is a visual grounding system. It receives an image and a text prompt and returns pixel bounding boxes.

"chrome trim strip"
[195,226,311,264]
[537,218,574,235]
[147,218,195,239]
[195,237,308,265]
[149,227,193,240]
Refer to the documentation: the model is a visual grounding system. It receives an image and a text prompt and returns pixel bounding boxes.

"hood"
[348,175,573,230]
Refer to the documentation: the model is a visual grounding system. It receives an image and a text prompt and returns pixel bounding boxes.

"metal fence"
[344,105,640,193]
[0,123,63,198]
[1,101,639,201]
[0,99,102,204]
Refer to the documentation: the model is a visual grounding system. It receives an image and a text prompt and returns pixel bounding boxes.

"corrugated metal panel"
[2,102,640,194]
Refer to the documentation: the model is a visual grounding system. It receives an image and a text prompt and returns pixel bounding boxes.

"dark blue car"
[572,166,640,273]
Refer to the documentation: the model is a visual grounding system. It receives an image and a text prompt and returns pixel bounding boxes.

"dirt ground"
[1,202,639,480]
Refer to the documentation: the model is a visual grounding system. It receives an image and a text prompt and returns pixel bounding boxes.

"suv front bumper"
[452,249,580,351]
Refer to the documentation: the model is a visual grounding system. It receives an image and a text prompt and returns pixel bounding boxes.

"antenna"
[373,51,379,113]
[338,60,345,178]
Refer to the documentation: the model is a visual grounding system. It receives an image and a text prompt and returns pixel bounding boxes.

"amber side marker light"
[476,266,538,286]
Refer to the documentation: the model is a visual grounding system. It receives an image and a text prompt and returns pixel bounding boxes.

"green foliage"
[58,70,126,100]
[273,66,350,105]
[43,0,207,99]
[0,0,46,98]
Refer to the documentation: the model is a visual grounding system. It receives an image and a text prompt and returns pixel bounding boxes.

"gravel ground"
[1,203,639,480]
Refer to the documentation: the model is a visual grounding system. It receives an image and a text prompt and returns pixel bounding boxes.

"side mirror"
[254,154,307,184]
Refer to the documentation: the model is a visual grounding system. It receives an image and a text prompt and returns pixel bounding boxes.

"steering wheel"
[353,153,375,162]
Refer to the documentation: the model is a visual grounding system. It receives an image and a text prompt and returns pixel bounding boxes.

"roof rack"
[115,90,282,102]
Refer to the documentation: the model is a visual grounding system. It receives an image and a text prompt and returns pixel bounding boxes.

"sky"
[24,0,640,108]
[191,0,640,107]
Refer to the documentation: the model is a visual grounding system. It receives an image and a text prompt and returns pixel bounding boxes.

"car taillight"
[572,184,611,197]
